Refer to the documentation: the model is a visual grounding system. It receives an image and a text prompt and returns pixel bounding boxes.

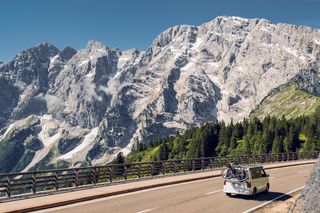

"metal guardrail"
[0,152,318,199]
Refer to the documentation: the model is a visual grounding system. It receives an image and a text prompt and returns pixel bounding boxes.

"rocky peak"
[28,42,60,62]
[45,40,121,129]
[86,40,109,52]
[59,47,77,61]
[122,48,140,55]
[215,16,251,24]
[117,48,141,70]
[151,25,198,49]
[0,42,59,85]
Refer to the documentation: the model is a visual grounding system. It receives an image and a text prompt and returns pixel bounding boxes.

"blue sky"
[1,0,320,62]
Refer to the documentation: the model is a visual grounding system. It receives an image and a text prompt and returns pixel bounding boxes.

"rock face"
[1,16,320,171]
[292,155,320,213]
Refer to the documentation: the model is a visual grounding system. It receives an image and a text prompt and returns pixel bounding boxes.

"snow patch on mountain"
[58,127,99,166]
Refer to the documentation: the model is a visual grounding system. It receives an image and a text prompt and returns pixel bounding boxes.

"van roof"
[230,165,263,170]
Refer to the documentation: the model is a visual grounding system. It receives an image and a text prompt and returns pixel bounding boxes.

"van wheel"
[252,188,257,198]
[264,183,270,194]
[226,193,232,197]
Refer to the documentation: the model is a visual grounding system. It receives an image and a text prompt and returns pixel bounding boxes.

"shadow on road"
[230,191,291,202]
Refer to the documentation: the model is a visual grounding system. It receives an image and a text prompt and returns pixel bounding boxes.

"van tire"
[252,188,257,198]
[226,193,232,197]
[264,183,270,194]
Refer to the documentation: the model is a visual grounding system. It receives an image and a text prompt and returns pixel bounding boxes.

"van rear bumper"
[223,184,252,195]
[223,188,252,195]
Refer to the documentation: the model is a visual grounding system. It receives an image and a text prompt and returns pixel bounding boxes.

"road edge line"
[3,174,220,213]
[242,186,305,213]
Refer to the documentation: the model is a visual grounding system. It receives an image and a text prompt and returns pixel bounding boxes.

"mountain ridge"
[1,16,320,172]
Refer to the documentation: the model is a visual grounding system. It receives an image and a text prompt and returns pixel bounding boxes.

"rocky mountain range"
[1,16,320,172]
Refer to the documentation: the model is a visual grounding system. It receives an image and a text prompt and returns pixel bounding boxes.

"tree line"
[124,107,320,163]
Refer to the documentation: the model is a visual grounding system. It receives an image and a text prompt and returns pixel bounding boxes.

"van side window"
[251,169,263,179]
[261,169,267,177]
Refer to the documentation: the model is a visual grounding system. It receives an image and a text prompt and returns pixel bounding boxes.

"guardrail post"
[138,164,141,178]
[150,163,154,177]
[177,161,182,173]
[161,162,165,175]
[180,160,185,172]
[54,172,58,190]
[201,159,204,170]
[124,165,128,180]
[241,156,246,165]
[192,160,195,171]
[31,172,36,194]
[108,167,113,183]
[172,162,176,174]
[209,159,213,170]
[238,156,242,164]
[74,169,79,187]
[5,176,11,198]
[91,168,97,184]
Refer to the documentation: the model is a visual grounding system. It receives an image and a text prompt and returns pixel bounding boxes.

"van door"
[250,168,264,192]
[260,169,269,191]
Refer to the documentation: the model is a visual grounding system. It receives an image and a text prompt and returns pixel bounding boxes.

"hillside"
[126,109,320,163]
[251,86,320,120]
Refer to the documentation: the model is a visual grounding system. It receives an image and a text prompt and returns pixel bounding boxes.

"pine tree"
[113,152,125,164]
[229,134,238,151]
[157,143,169,160]
[271,135,283,154]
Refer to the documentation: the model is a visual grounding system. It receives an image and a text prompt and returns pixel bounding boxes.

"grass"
[251,86,320,119]
[126,146,160,163]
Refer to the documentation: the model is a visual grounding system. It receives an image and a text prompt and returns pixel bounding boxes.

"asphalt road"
[35,164,313,213]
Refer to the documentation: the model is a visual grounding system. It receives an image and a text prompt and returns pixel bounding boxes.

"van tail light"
[247,182,251,188]
[224,180,226,185]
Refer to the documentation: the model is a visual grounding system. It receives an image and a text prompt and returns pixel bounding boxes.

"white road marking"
[242,186,305,213]
[31,164,312,212]
[32,176,223,212]
[136,207,158,213]
[205,189,223,195]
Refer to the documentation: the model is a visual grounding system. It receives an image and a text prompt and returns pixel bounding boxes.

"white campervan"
[223,164,270,198]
